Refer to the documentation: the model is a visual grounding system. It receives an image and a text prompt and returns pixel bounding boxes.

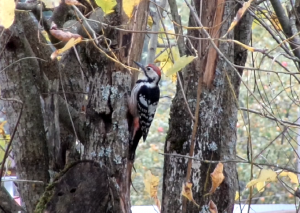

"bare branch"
[239,107,300,128]
[168,0,186,56]
[270,0,300,62]
[146,0,167,64]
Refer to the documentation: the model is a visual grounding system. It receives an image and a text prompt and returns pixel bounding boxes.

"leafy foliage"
[94,0,116,14]
[165,55,195,77]
[123,0,142,18]
[0,0,15,29]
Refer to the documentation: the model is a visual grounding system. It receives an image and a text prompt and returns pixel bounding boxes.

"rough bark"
[0,185,25,213]
[0,0,149,212]
[162,1,253,212]
[35,161,119,213]
[0,12,50,213]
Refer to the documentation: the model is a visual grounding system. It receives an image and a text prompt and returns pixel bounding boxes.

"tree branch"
[160,153,300,174]
[270,0,300,63]
[239,107,300,127]
[168,0,186,56]
[146,0,167,64]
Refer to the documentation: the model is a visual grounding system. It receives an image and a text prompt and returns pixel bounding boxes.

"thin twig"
[270,0,300,62]
[0,57,47,74]
[72,5,98,45]
[185,76,201,182]
[1,178,44,183]
[239,107,300,128]
[184,0,290,132]
[160,152,300,174]
[147,0,167,64]
[58,68,78,143]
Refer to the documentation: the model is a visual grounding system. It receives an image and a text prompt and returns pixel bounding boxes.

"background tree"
[162,0,253,212]
[162,0,300,212]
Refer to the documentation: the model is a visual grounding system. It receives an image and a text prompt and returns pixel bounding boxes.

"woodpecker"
[128,61,161,161]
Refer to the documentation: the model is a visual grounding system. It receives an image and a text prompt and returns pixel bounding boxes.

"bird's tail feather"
[128,128,142,161]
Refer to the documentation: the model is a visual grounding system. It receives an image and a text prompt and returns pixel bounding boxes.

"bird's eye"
[147,67,151,71]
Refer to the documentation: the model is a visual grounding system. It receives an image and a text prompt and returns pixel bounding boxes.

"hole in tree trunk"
[70,188,76,193]
[57,192,64,196]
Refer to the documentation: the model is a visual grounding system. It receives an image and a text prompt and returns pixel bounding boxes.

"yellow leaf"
[223,0,254,37]
[279,171,289,177]
[208,200,218,213]
[0,0,15,29]
[231,40,255,52]
[4,134,10,141]
[246,179,260,188]
[123,0,141,18]
[165,55,195,77]
[51,37,82,60]
[235,191,239,201]
[270,13,282,31]
[258,169,277,182]
[278,171,298,184]
[0,121,7,137]
[155,46,180,64]
[181,182,199,208]
[0,134,10,163]
[246,169,277,189]
[287,172,299,184]
[0,138,6,161]
[143,171,159,198]
[256,181,265,192]
[171,74,177,82]
[95,0,117,14]
[160,61,173,72]
[209,162,225,194]
[147,16,153,27]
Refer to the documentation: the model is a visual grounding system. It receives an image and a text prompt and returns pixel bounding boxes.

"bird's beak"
[133,61,146,73]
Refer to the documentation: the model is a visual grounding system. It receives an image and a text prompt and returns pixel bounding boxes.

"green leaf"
[95,0,117,14]
[165,55,195,77]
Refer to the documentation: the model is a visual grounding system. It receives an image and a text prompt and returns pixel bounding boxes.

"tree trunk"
[0,0,149,212]
[162,1,253,212]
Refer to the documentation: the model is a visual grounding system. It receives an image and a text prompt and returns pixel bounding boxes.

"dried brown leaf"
[209,200,218,213]
[209,162,225,194]
[143,171,159,198]
[154,196,161,212]
[223,0,254,37]
[50,27,82,42]
[51,37,82,60]
[181,182,199,208]
[65,0,86,7]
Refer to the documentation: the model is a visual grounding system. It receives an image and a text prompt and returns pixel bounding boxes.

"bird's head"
[133,61,161,84]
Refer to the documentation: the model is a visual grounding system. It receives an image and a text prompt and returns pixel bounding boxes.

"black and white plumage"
[128,62,161,161]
